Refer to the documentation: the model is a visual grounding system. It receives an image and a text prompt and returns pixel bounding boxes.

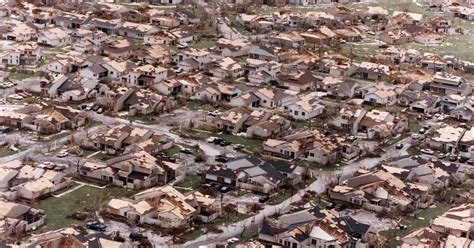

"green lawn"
[190,40,216,49]
[241,226,259,240]
[40,131,72,142]
[213,212,252,226]
[163,145,181,156]
[409,122,422,133]
[268,190,293,205]
[178,128,264,153]
[384,203,450,247]
[0,146,18,158]
[36,185,131,231]
[8,71,43,81]
[175,174,201,190]
[91,152,116,161]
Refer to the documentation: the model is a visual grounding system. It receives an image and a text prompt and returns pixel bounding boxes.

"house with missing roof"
[263,129,360,165]
[361,82,404,106]
[426,125,466,152]
[397,89,440,114]
[105,185,219,228]
[259,206,372,248]
[430,72,472,96]
[205,156,304,194]
[80,150,179,190]
[82,124,173,155]
[0,200,46,238]
[282,92,325,120]
[329,169,416,212]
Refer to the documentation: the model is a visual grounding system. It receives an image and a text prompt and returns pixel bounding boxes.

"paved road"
[0,123,105,164]
[197,0,242,40]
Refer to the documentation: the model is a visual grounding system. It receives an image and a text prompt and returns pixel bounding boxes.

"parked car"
[449,155,458,162]
[334,203,346,211]
[206,137,219,143]
[395,143,404,149]
[219,186,232,193]
[215,155,228,163]
[325,202,337,210]
[421,149,434,155]
[468,160,474,165]
[459,157,469,163]
[57,150,69,158]
[177,43,188,49]
[258,195,270,203]
[232,144,245,150]
[219,140,232,146]
[180,148,193,154]
[411,133,422,140]
[418,128,426,134]
[0,126,12,133]
[212,138,224,144]
[174,68,184,74]
[86,221,107,232]
[207,110,221,116]
[129,232,148,242]
[227,238,239,244]
[437,153,448,159]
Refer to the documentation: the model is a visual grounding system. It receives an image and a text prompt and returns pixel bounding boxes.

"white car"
[177,43,188,49]
[227,238,239,244]
[411,133,421,139]
[421,149,434,155]
[7,94,23,100]
[57,150,69,158]
[206,137,219,143]
[207,110,221,116]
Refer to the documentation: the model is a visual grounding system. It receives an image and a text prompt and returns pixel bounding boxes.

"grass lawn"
[268,190,293,205]
[409,122,422,133]
[9,71,43,81]
[37,185,131,231]
[124,116,160,125]
[40,131,72,142]
[163,145,181,156]
[190,40,216,49]
[230,17,250,35]
[179,128,264,153]
[213,212,252,226]
[81,148,97,157]
[89,120,103,128]
[384,203,450,247]
[241,225,259,240]
[175,174,201,190]
[91,152,116,161]
[0,146,18,158]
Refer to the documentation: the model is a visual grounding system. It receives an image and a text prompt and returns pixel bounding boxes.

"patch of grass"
[383,203,450,247]
[230,17,250,35]
[268,190,293,205]
[409,122,422,133]
[91,152,116,161]
[178,228,204,243]
[124,116,159,125]
[8,71,42,81]
[190,40,215,49]
[241,226,259,240]
[219,133,263,153]
[89,120,103,127]
[163,145,181,156]
[175,174,201,190]
[214,212,252,225]
[81,148,97,157]
[37,185,131,231]
[0,146,18,157]
[40,131,72,142]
